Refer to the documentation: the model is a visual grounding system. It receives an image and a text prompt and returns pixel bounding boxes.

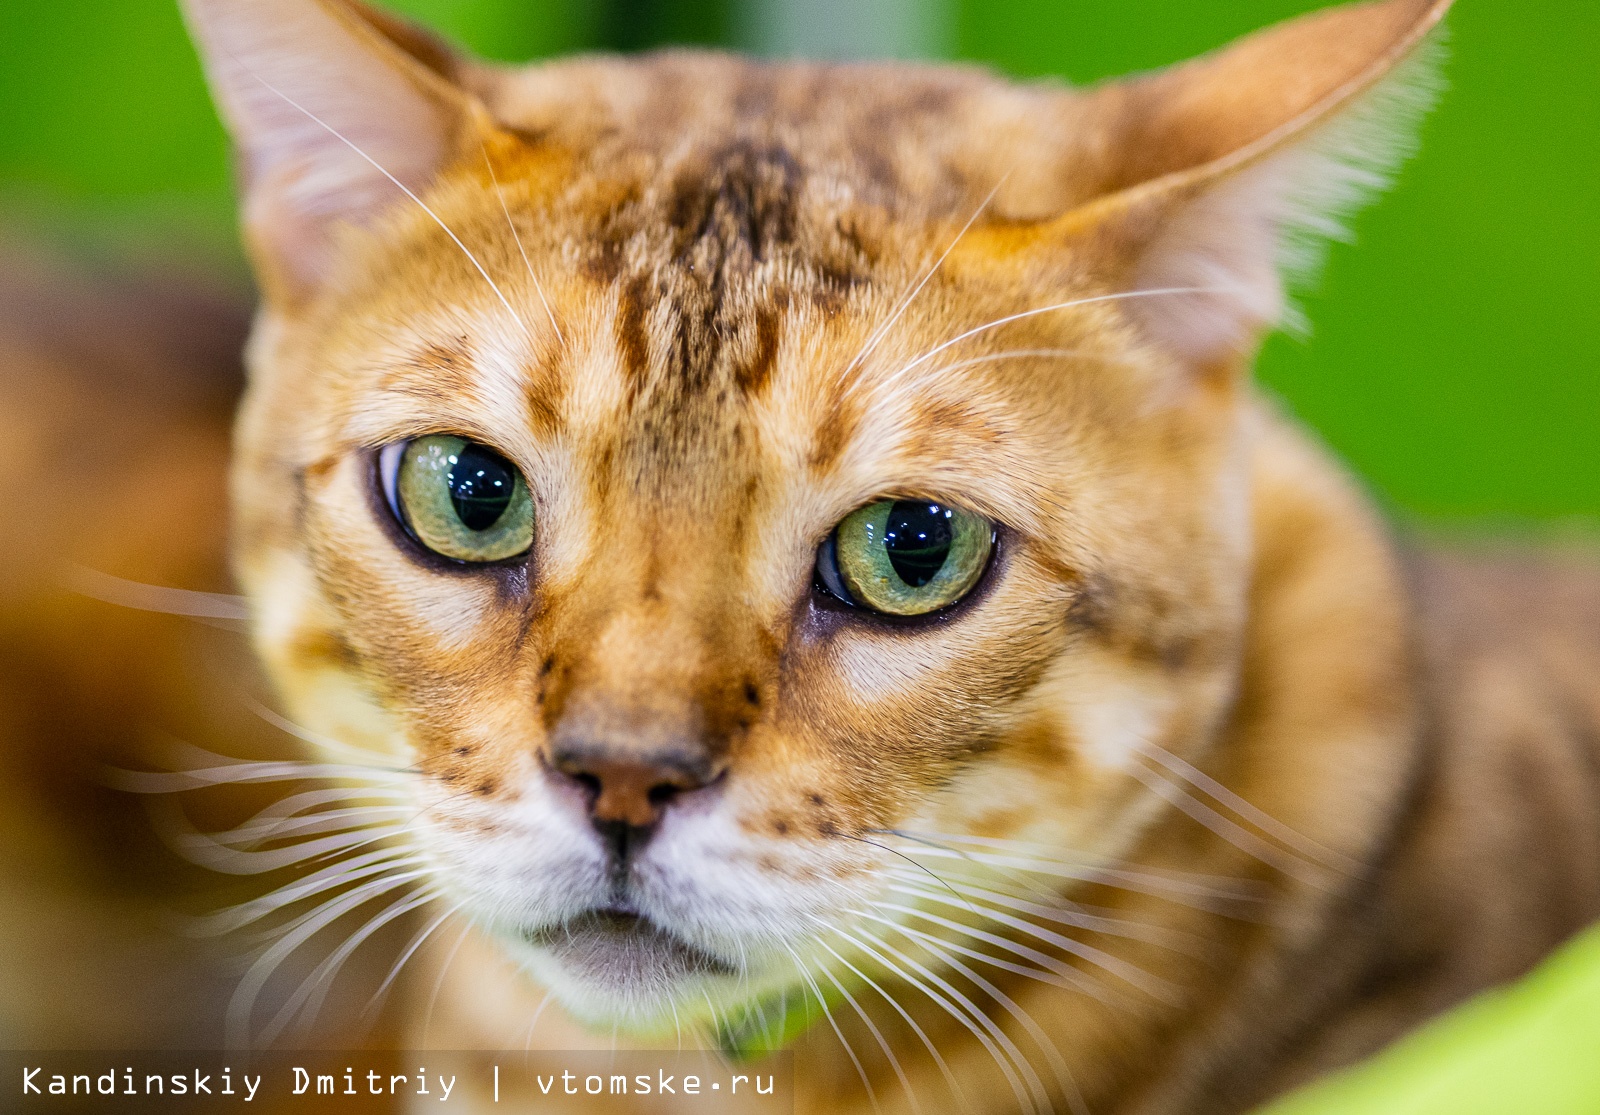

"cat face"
[188,0,1447,1030]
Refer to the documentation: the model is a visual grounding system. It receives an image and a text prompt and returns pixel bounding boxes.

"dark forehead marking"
[604,140,811,417]
[613,274,651,400]
[667,140,802,266]
[736,304,782,398]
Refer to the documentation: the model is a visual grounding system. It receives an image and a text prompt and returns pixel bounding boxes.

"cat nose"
[549,745,718,834]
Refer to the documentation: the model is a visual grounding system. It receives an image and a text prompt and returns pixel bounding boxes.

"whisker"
[236,863,435,952]
[837,832,981,918]
[865,913,1086,996]
[1134,741,1356,873]
[875,896,1154,1003]
[811,951,924,1115]
[883,867,1200,953]
[520,987,558,1059]
[1128,763,1328,887]
[64,565,249,622]
[838,919,1045,1115]
[843,174,1009,382]
[367,897,469,1022]
[780,942,881,1115]
[883,829,1269,908]
[193,847,428,936]
[421,919,474,1048]
[241,66,531,340]
[214,805,418,850]
[156,798,412,875]
[863,919,1088,1115]
[263,885,443,1046]
[226,869,430,1048]
[246,699,414,769]
[482,144,564,349]
[809,924,972,1114]
[874,285,1233,396]
[109,758,410,794]
[883,881,1177,1002]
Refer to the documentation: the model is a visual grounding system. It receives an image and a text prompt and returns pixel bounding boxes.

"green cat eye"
[389,435,533,563]
[817,500,994,616]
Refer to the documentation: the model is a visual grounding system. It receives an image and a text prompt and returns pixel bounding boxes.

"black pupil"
[883,501,955,588]
[445,443,516,531]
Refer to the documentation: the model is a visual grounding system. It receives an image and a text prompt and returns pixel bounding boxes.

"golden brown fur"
[4,1,1600,1113]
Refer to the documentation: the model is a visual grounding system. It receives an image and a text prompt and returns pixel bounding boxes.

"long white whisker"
[876,896,1156,1003]
[884,867,1199,953]
[243,68,530,339]
[217,805,418,850]
[164,807,412,875]
[810,923,972,1114]
[367,898,469,1023]
[884,830,1268,908]
[840,918,1045,1115]
[780,941,881,1115]
[844,174,1009,381]
[1128,763,1328,886]
[422,919,474,1048]
[874,285,1231,396]
[226,868,429,1048]
[64,565,250,621]
[867,919,1088,1115]
[483,144,564,348]
[246,698,412,768]
[520,988,558,1057]
[1134,741,1355,872]
[811,951,924,1115]
[264,885,442,1046]
[224,786,415,834]
[194,847,428,936]
[839,832,981,918]
[881,347,1133,393]
[868,913,1087,996]
[111,759,410,794]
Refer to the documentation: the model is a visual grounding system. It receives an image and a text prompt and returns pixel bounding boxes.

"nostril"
[647,782,680,807]
[570,770,601,799]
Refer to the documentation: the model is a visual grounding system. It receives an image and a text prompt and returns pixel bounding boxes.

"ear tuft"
[1054,0,1453,369]
[1133,33,1447,362]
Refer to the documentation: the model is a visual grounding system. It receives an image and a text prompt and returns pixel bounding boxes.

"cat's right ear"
[180,0,473,305]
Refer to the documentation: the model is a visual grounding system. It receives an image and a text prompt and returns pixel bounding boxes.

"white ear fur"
[179,0,464,299]
[1128,38,1445,366]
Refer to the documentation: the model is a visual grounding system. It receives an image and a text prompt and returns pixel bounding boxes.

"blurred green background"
[1,0,1596,524]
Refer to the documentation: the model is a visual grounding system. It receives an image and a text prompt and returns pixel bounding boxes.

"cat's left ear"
[180,0,476,304]
[1041,0,1452,372]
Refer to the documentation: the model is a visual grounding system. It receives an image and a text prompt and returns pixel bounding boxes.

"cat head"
[184,0,1447,1032]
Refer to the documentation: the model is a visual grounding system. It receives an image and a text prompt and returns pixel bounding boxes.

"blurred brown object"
[0,237,408,1058]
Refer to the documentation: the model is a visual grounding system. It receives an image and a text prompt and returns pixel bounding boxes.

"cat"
[4,0,1599,1111]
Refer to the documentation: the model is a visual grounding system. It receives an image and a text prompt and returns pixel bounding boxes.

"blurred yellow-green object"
[1261,921,1600,1115]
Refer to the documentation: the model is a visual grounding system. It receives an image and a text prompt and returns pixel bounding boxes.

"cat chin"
[502,911,749,1030]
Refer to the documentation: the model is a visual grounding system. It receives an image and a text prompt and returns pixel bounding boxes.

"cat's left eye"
[379,435,533,563]
[815,499,994,617]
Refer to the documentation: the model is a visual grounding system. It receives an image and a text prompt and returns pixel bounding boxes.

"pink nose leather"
[551,750,711,830]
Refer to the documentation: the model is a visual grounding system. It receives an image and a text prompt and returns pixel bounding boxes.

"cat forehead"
[474,52,1097,223]
[313,61,1124,455]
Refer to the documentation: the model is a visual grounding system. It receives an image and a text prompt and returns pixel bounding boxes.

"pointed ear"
[1052,0,1452,370]
[179,0,474,304]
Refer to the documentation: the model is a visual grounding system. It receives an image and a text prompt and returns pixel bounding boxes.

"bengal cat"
[3,1,1598,1112]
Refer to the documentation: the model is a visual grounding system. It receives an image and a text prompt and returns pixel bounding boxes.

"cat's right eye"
[379,435,534,563]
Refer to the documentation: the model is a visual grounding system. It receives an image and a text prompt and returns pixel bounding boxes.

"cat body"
[4,0,1598,1112]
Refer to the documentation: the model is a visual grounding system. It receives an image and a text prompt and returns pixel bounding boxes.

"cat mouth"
[523,905,738,985]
